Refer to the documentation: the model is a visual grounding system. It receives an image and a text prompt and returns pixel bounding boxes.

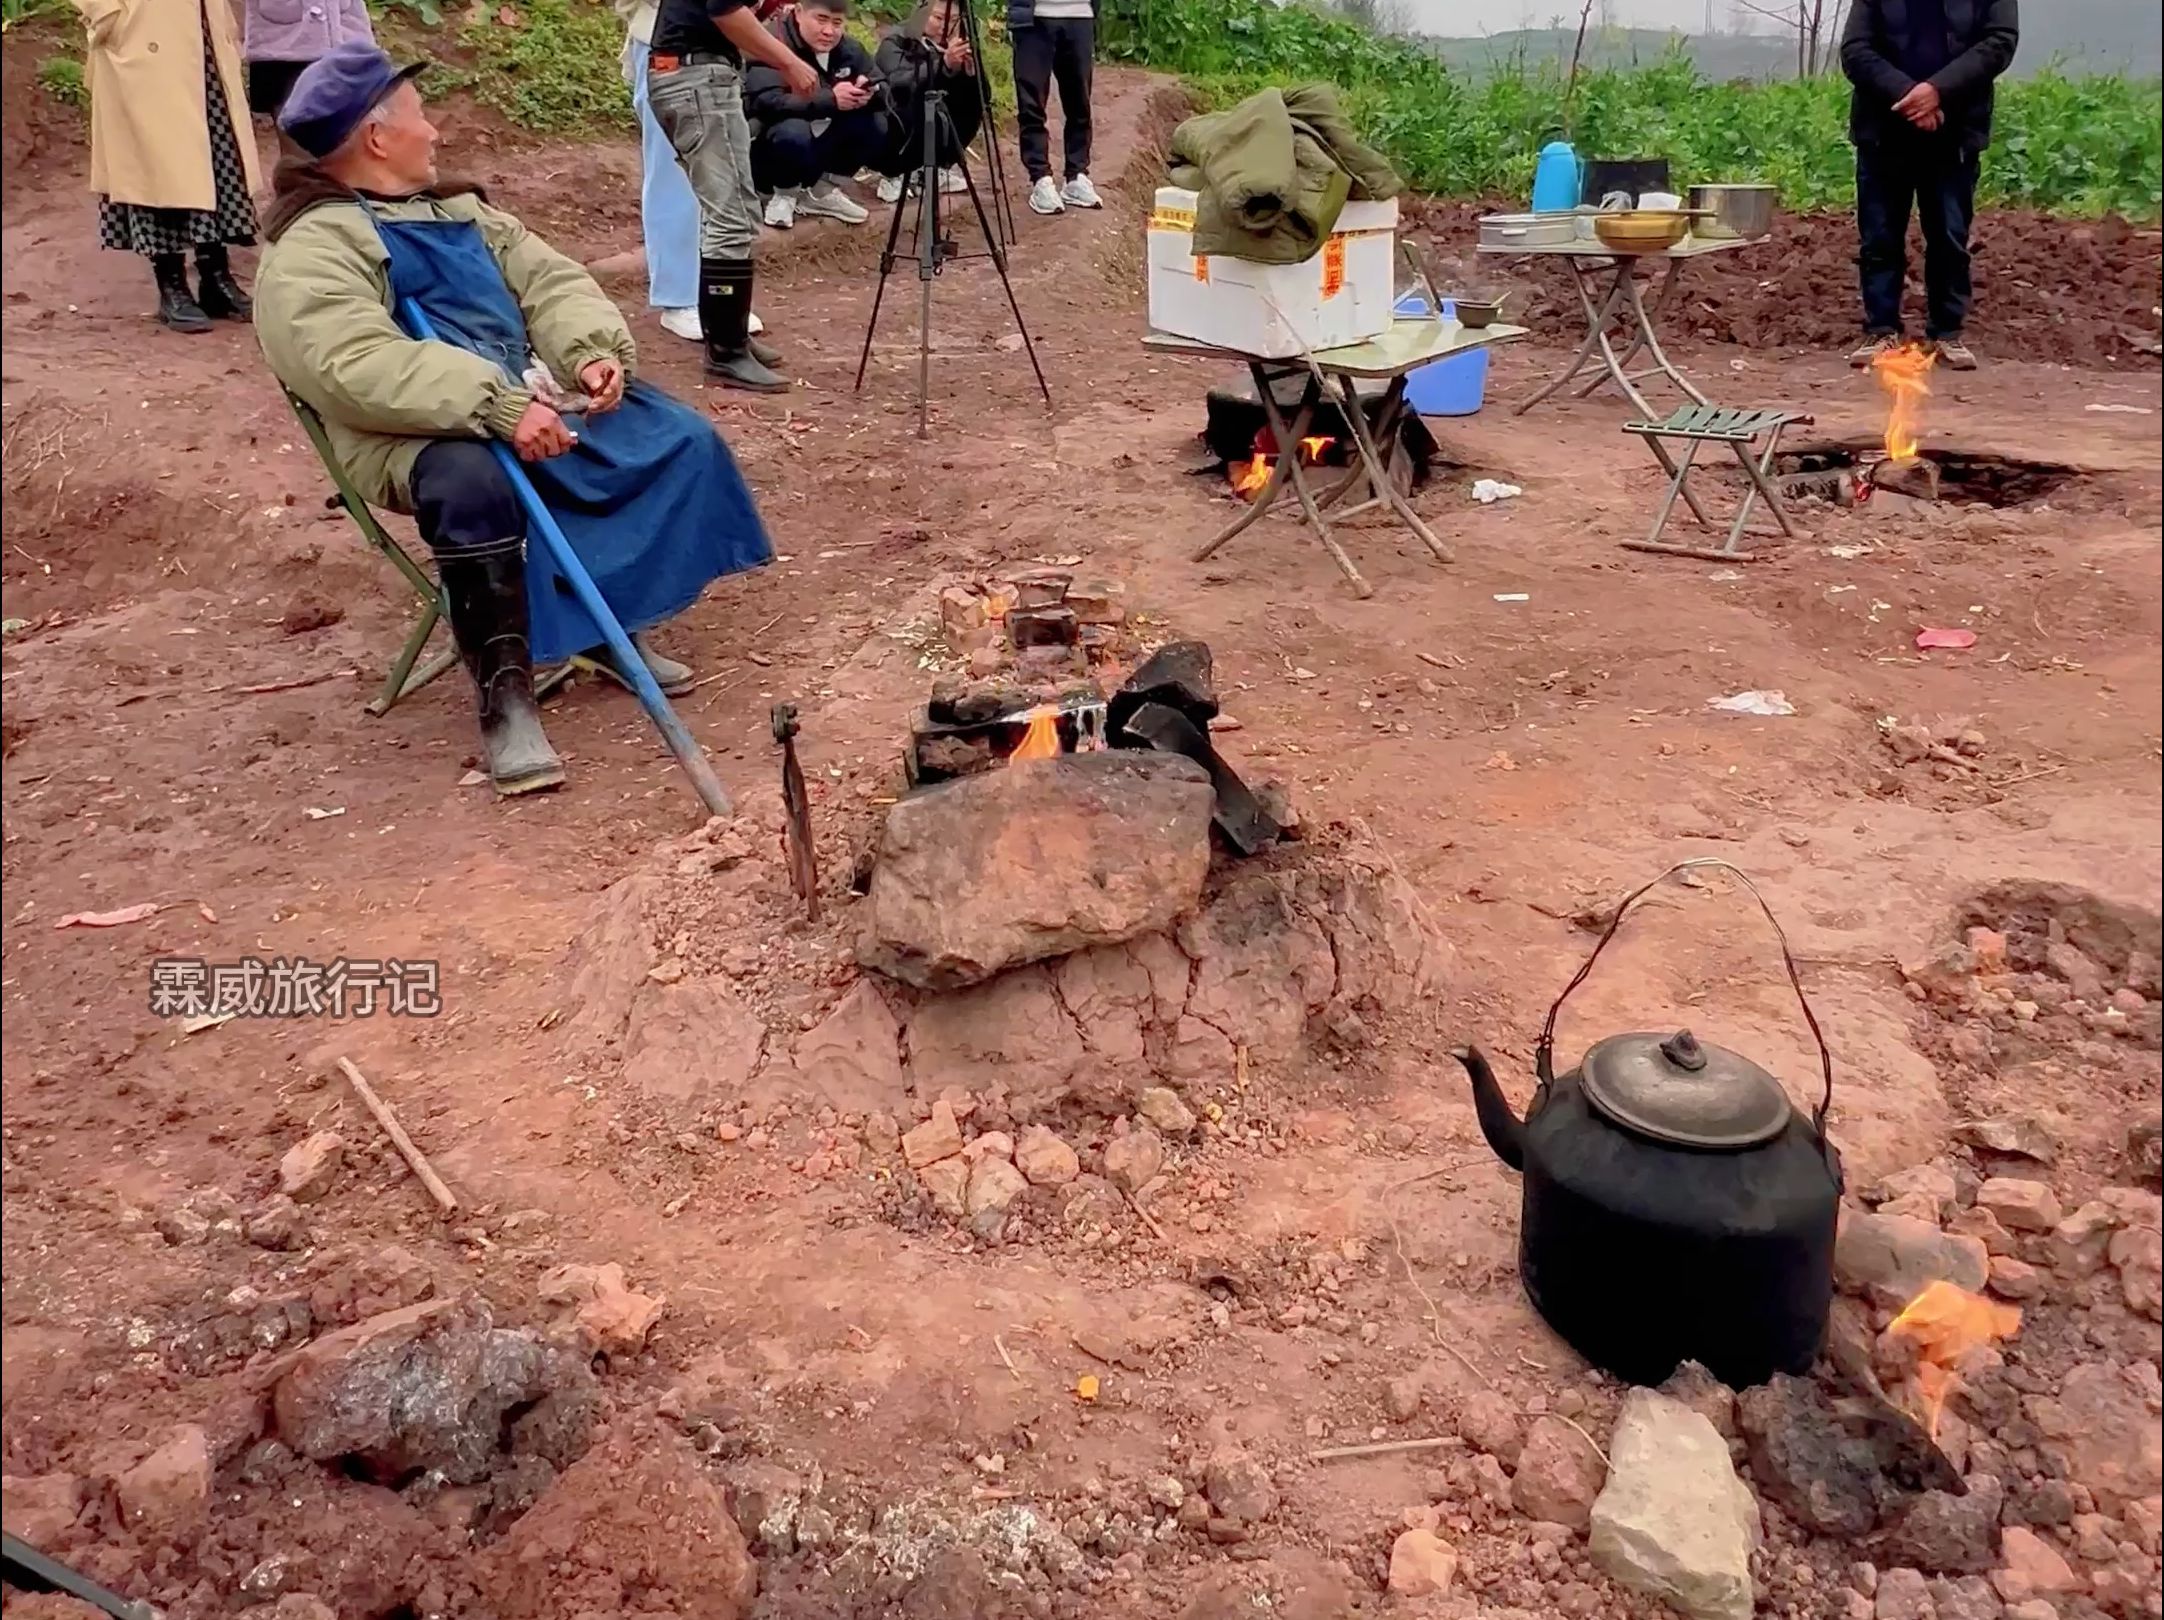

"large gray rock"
[1589,1389,1759,1620]
[1836,1208,1990,1309]
[1737,1373,1886,1536]
[857,753,1214,991]
[1874,1475,2005,1575]
[272,1296,565,1484]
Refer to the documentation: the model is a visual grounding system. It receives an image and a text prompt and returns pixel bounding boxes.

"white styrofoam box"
[1147,185,1398,359]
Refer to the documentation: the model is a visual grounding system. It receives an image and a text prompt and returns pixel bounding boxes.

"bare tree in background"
[1733,0,1849,74]
[1563,0,1596,124]
[1337,0,1409,35]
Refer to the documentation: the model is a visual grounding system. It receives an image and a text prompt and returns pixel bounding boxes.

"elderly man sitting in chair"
[254,43,772,797]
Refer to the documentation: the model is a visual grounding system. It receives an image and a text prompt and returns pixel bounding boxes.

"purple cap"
[278,42,425,160]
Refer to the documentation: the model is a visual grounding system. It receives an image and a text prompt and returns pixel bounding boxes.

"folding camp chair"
[284,389,569,715]
[1619,404,1813,563]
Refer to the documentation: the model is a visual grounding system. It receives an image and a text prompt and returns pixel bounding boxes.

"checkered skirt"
[97,12,258,258]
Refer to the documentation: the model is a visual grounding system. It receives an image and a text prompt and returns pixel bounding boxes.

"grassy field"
[1100,0,2163,219]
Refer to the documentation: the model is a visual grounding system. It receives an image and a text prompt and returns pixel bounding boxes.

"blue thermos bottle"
[1531,141,1581,212]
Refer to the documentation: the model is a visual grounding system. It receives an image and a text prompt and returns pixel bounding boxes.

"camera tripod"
[852,74,1049,437]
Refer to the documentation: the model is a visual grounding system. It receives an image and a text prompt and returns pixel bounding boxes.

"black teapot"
[1457,861,1844,1390]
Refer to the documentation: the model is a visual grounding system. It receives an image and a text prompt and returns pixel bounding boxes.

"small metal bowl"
[1451,298,1503,329]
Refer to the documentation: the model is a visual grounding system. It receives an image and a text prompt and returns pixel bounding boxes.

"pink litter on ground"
[1916,627,1979,651]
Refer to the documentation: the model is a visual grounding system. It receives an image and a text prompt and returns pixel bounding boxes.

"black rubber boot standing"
[436,537,566,796]
[195,243,253,321]
[153,253,212,333]
[698,256,789,392]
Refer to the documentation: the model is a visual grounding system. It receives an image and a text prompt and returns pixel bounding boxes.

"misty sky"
[1399,0,1836,32]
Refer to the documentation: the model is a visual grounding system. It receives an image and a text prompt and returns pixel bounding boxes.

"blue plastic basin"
[1394,294,1489,417]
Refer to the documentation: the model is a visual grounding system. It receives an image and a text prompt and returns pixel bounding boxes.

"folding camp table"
[1479,235,1754,418]
[1144,318,1526,599]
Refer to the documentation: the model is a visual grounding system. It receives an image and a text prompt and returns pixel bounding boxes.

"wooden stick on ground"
[1309,1435,1462,1463]
[337,1056,458,1214]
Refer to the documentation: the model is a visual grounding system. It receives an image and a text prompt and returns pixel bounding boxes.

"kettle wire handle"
[1534,858,1835,1133]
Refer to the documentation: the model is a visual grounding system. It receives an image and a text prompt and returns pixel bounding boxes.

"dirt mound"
[1411,199,2163,369]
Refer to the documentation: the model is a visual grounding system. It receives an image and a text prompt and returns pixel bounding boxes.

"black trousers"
[1855,137,1979,340]
[1011,17,1093,182]
[750,110,894,193]
[411,441,524,555]
[878,81,985,175]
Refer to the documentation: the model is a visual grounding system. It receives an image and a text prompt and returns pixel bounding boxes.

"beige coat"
[75,0,263,210]
[255,192,638,509]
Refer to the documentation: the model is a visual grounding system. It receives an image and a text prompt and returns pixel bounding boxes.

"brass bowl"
[1593,210,1691,253]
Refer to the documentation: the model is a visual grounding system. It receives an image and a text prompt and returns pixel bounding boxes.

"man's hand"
[578,359,625,414]
[941,35,972,70]
[781,54,820,97]
[1893,79,1942,126]
[512,400,576,461]
[834,77,873,110]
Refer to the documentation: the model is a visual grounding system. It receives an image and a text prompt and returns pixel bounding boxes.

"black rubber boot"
[194,242,253,321]
[153,253,211,333]
[698,256,789,393]
[436,537,566,797]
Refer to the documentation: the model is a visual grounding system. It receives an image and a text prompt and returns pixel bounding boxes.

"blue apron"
[370,205,772,664]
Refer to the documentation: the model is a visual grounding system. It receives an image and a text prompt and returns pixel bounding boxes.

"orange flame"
[1300,435,1332,463]
[1230,452,1273,499]
[1010,709,1061,762]
[1870,342,1936,463]
[1883,1280,2021,1438]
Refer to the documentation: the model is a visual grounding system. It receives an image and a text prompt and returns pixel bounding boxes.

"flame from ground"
[1231,438,1333,502]
[1884,1280,2021,1438]
[1871,342,1937,462]
[1010,709,1061,762]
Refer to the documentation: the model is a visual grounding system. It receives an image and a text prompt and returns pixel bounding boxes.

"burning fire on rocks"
[1009,708,1063,762]
[1228,434,1338,501]
[1882,1279,2022,1439]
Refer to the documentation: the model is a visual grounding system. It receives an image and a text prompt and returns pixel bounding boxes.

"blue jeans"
[630,37,700,309]
[1855,137,1978,340]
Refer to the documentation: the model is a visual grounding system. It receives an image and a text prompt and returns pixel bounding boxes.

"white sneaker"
[799,180,869,224]
[749,310,765,336]
[1028,176,1065,215]
[764,190,798,229]
[877,173,904,204]
[939,165,968,194]
[658,306,702,342]
[1061,173,1103,209]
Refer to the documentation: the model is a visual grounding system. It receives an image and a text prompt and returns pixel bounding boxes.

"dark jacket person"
[1840,0,2018,370]
[873,0,985,176]
[743,0,887,226]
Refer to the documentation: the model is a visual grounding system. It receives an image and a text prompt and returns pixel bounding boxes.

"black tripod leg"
[916,90,943,439]
[853,155,916,392]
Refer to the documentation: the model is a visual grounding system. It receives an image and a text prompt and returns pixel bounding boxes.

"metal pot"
[1687,183,1778,241]
[1455,860,1843,1388]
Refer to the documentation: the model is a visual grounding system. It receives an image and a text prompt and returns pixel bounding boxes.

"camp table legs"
[1192,361,1376,600]
[1620,406,1809,562]
[1515,258,1705,419]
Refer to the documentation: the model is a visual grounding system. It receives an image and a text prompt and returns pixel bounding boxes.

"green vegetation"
[36,50,83,103]
[454,0,631,132]
[1099,0,2163,219]
[1,0,71,30]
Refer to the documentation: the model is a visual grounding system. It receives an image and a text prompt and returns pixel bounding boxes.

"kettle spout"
[1454,1045,1526,1172]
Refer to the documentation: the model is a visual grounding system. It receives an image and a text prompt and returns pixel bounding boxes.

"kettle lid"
[1580,1028,1792,1149]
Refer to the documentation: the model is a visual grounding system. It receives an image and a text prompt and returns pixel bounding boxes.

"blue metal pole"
[398,299,733,818]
